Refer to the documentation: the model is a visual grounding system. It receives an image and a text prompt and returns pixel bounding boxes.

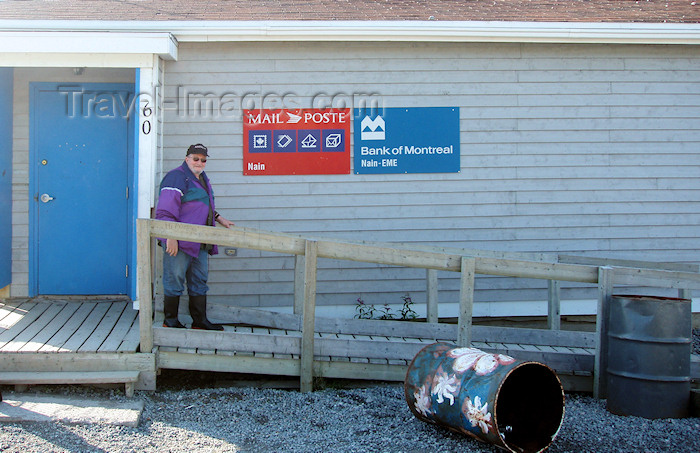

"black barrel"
[607,295,691,419]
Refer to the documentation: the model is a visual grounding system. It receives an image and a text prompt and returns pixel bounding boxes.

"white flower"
[495,353,515,365]
[464,395,493,434]
[431,370,460,405]
[413,383,432,417]
[448,348,482,372]
[447,347,515,375]
[473,353,499,375]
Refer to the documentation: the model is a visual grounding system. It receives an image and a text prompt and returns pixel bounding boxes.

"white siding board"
[211,176,697,195]
[516,93,698,106]
[522,144,699,158]
[463,106,615,119]
[230,214,700,234]
[516,117,699,131]
[166,71,522,86]
[514,166,695,179]
[611,82,700,94]
[517,70,700,83]
[159,41,700,314]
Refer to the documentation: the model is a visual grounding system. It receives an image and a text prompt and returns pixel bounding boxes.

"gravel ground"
[0,367,698,453]
[0,329,698,452]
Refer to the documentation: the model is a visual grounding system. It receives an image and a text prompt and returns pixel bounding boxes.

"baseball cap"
[186,144,209,156]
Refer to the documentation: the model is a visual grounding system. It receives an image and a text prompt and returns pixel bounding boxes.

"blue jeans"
[162,246,209,297]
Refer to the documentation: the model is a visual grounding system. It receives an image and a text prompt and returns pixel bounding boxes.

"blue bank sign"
[353,107,460,174]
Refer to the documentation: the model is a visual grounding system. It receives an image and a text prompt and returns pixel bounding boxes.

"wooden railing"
[136,219,700,395]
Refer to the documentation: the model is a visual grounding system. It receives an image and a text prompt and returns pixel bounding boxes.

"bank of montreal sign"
[353,107,460,174]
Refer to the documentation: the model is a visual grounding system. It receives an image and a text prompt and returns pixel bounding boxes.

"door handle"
[40,193,54,203]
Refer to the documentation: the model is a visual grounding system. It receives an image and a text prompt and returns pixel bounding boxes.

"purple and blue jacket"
[155,161,219,258]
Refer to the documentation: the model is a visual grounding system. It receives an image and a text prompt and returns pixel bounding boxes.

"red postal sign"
[243,108,351,175]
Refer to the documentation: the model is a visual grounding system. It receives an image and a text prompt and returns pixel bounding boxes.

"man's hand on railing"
[216,215,234,229]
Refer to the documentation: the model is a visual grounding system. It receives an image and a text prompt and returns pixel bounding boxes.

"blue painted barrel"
[607,295,691,419]
[405,343,565,453]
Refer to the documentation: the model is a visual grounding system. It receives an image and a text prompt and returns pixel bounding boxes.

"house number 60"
[141,101,152,135]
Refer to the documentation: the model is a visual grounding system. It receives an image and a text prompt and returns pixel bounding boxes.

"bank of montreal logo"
[360,115,385,140]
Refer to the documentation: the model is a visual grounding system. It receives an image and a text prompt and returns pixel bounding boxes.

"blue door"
[30,83,134,295]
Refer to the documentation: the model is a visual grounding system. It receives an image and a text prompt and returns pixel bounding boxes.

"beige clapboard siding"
[158,40,700,312]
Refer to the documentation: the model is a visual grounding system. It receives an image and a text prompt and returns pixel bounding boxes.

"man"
[155,143,233,330]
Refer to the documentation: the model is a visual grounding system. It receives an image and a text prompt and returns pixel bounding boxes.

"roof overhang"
[0,20,699,67]
[1,20,699,45]
[0,30,177,67]
[170,20,700,45]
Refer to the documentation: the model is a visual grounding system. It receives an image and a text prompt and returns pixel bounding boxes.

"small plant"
[399,294,418,320]
[353,293,418,320]
[378,304,394,320]
[354,297,376,319]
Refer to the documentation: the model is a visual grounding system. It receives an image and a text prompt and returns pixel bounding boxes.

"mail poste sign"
[243,108,351,175]
[353,107,460,174]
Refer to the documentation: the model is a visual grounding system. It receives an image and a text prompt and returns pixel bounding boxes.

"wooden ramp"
[0,299,156,393]
[154,306,596,392]
[138,219,700,396]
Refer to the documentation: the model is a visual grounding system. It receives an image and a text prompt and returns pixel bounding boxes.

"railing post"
[594,266,614,399]
[293,255,304,316]
[300,240,318,392]
[137,219,154,353]
[457,257,475,347]
[547,280,561,330]
[426,269,439,323]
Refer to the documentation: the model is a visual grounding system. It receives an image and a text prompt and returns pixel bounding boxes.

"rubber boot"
[163,295,185,328]
[189,295,224,331]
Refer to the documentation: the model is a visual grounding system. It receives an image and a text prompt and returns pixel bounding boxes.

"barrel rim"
[493,360,566,453]
[607,369,691,383]
[607,332,692,344]
[611,294,691,304]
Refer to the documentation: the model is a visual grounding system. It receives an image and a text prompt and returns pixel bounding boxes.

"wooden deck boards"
[0,299,140,354]
[148,302,612,391]
[0,299,156,391]
[10,299,695,394]
[151,308,599,392]
[0,300,599,375]
[0,302,65,352]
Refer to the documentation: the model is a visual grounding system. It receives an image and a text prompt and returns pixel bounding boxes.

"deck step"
[0,370,141,397]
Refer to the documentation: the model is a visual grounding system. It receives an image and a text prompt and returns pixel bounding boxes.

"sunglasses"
[189,156,207,163]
